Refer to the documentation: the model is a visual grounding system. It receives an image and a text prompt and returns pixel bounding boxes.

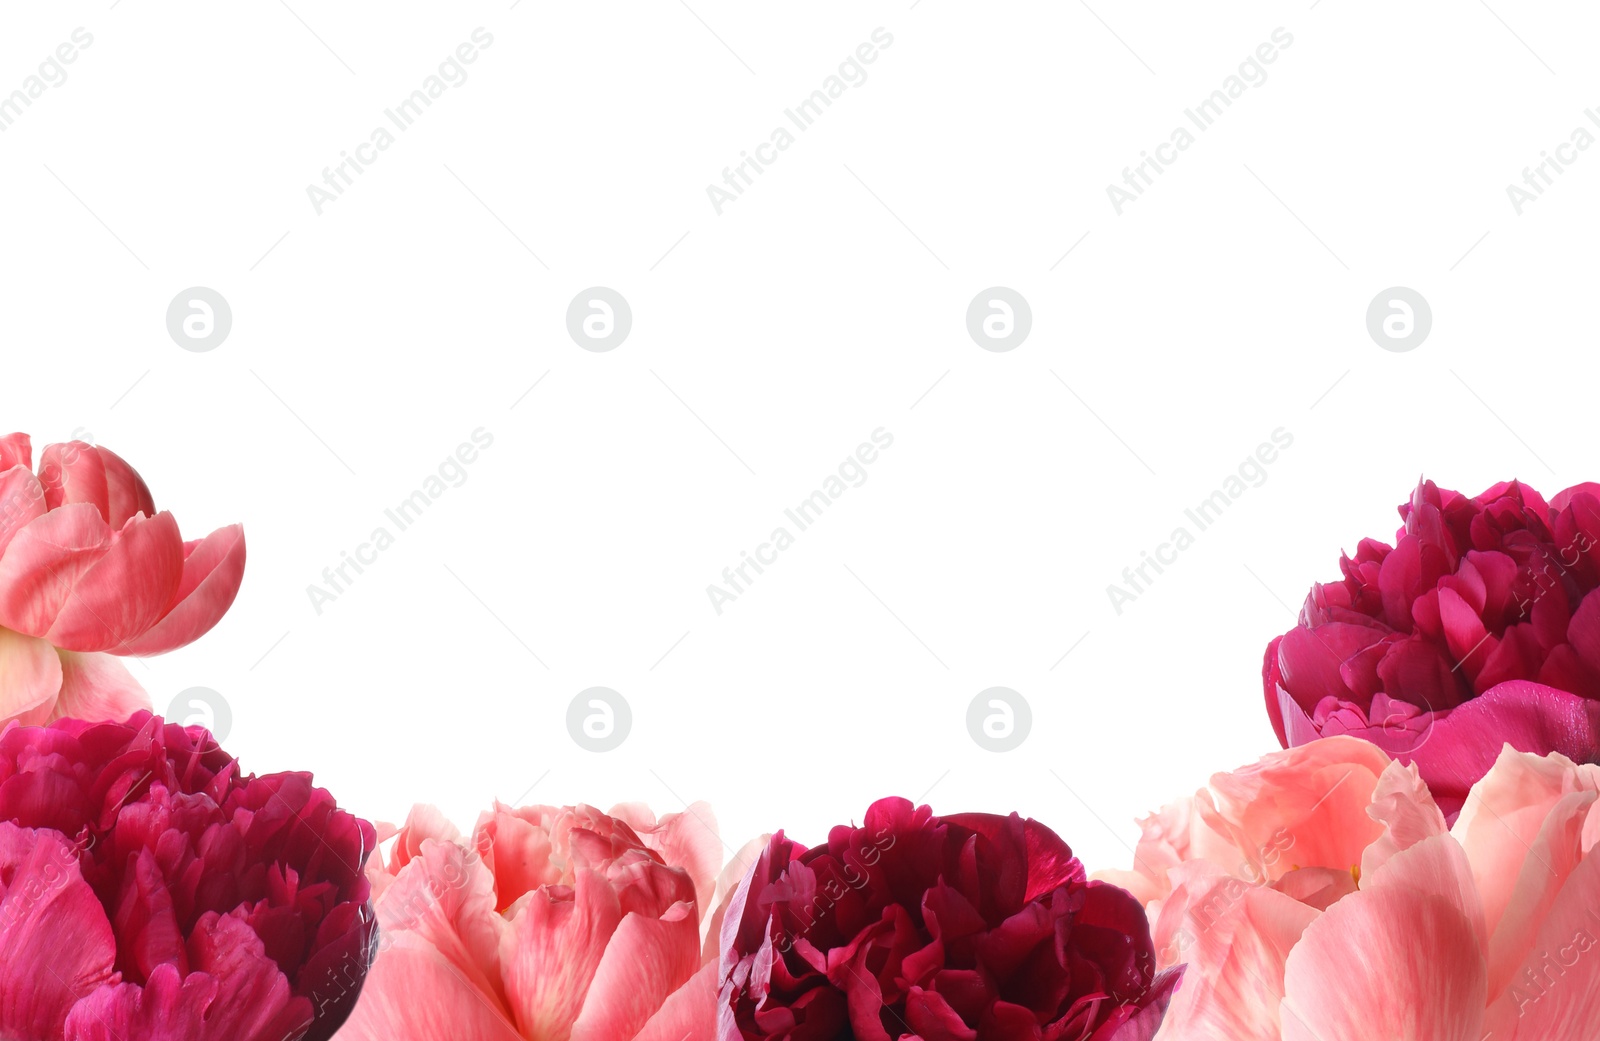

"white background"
[0,0,1591,879]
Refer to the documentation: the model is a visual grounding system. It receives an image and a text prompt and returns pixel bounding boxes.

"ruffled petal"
[119,525,245,656]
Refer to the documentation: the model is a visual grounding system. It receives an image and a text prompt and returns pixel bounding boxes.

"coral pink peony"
[1102,736,1600,1038]
[0,433,245,728]
[0,711,376,1041]
[719,797,1181,1041]
[339,800,761,1041]
[1266,478,1600,815]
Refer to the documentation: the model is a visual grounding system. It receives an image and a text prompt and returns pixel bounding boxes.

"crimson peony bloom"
[0,433,245,728]
[718,797,1180,1041]
[0,712,376,1041]
[341,800,759,1041]
[1266,478,1600,814]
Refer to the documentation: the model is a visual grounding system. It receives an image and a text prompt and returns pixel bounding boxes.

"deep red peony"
[717,797,1179,1041]
[0,711,375,1041]
[1267,477,1600,814]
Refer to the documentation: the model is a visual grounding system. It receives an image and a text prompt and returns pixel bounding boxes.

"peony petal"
[1152,864,1318,1041]
[0,466,47,561]
[1358,759,1450,881]
[0,503,113,642]
[570,902,702,1041]
[612,801,724,923]
[94,446,156,528]
[703,834,768,964]
[119,524,245,656]
[39,442,110,523]
[0,626,65,727]
[0,822,117,1040]
[335,944,525,1041]
[0,433,31,472]
[632,960,719,1041]
[50,650,150,725]
[501,867,624,1040]
[1480,851,1600,1037]
[42,511,184,653]
[1279,886,1485,1041]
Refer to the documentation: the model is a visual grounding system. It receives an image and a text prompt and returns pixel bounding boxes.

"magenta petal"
[0,822,116,1040]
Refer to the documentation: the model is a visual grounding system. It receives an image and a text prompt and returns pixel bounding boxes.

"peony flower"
[1266,477,1600,815]
[0,433,245,728]
[339,800,761,1041]
[719,797,1182,1041]
[0,711,376,1041]
[1101,736,1600,1038]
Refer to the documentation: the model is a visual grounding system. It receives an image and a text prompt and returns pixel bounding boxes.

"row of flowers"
[2,432,1599,1038]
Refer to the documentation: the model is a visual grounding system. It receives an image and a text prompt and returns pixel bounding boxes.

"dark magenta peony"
[1266,477,1600,814]
[0,711,376,1041]
[717,797,1180,1041]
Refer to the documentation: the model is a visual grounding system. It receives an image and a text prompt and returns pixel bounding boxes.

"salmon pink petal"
[501,867,624,1039]
[570,902,702,1041]
[0,823,116,1040]
[335,944,525,1041]
[384,803,463,875]
[0,503,111,641]
[0,626,64,726]
[376,839,505,996]
[94,446,156,528]
[612,801,724,919]
[1359,759,1449,881]
[39,442,110,522]
[44,512,184,652]
[119,524,245,656]
[0,433,31,472]
[1454,744,1600,941]
[0,466,47,560]
[1280,886,1485,1041]
[49,650,149,724]
[1481,852,1600,1036]
[1153,865,1319,1040]
[633,960,719,1041]
[1483,791,1593,1000]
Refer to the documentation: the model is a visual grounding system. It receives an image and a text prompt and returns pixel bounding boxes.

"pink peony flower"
[0,433,245,728]
[719,797,1181,1041]
[1266,478,1600,815]
[0,711,376,1041]
[339,800,762,1041]
[1101,736,1600,1038]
